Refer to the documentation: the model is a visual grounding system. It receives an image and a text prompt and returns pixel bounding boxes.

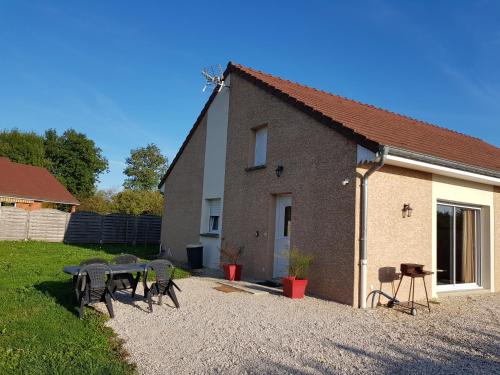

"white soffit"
[385,154,500,187]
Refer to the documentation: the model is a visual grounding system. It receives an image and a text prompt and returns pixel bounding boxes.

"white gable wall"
[199,75,230,268]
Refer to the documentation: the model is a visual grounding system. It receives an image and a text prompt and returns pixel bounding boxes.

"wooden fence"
[0,207,161,244]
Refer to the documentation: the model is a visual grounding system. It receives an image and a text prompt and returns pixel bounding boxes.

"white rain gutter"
[359,146,388,309]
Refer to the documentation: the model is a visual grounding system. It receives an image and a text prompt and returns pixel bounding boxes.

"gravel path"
[105,277,500,375]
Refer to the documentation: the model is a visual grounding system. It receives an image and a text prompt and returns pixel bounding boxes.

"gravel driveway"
[106,277,500,375]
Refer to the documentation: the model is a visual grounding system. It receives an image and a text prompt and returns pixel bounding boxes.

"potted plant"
[282,249,313,299]
[220,242,244,281]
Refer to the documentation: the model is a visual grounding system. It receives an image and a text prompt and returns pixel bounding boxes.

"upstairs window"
[207,199,221,234]
[253,126,268,166]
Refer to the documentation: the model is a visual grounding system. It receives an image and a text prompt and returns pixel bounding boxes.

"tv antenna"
[201,64,227,93]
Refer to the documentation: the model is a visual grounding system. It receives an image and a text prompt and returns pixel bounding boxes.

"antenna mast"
[201,64,227,93]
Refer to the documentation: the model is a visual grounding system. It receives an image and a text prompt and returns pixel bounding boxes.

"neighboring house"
[0,157,79,211]
[159,62,500,307]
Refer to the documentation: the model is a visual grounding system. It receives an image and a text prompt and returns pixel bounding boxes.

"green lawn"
[0,241,189,375]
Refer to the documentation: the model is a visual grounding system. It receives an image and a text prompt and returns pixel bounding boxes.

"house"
[159,62,500,307]
[0,157,79,211]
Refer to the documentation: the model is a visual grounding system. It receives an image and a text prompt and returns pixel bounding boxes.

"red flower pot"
[223,264,243,281]
[282,276,308,299]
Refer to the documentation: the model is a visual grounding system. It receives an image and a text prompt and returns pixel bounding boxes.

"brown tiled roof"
[160,62,500,187]
[0,158,79,205]
[231,63,500,173]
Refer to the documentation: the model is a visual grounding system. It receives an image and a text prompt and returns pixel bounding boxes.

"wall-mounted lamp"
[275,165,284,177]
[402,203,413,218]
[342,178,350,186]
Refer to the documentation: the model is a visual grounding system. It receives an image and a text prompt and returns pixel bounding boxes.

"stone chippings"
[104,277,500,375]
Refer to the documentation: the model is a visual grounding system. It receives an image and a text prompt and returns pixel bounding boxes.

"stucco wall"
[161,117,207,263]
[431,175,495,295]
[199,76,230,268]
[494,187,499,292]
[222,73,358,304]
[354,165,433,307]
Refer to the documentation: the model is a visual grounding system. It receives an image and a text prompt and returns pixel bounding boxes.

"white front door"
[273,195,292,278]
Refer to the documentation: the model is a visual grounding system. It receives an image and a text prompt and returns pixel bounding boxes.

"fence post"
[64,212,71,242]
[133,216,138,246]
[125,217,129,244]
[25,210,31,241]
[99,215,104,244]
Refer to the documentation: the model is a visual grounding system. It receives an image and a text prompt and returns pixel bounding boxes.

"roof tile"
[0,158,79,205]
[231,63,500,173]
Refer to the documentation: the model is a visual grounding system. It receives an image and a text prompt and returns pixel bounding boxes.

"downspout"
[359,145,388,309]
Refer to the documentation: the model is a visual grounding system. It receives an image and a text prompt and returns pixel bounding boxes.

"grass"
[0,241,190,375]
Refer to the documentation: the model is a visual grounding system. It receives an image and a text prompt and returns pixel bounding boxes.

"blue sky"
[1,1,499,189]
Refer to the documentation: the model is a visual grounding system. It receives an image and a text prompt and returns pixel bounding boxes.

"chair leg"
[147,291,153,312]
[158,294,163,306]
[105,293,114,318]
[79,296,85,319]
[131,273,140,297]
[167,284,180,309]
[393,276,403,301]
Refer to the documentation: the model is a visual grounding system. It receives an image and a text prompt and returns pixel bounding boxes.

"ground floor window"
[207,198,221,234]
[437,202,481,290]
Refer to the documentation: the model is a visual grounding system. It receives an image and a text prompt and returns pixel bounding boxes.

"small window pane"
[207,198,221,233]
[283,206,291,237]
[254,127,267,166]
[210,216,219,231]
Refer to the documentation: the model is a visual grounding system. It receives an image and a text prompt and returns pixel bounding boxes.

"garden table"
[64,263,147,302]
[63,263,148,276]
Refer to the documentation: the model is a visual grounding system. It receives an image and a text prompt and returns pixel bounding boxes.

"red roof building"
[0,157,79,211]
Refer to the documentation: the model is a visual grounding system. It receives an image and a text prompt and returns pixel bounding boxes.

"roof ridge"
[232,63,488,144]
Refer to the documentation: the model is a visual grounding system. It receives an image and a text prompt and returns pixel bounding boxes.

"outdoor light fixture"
[342,178,350,186]
[402,203,413,218]
[275,165,284,177]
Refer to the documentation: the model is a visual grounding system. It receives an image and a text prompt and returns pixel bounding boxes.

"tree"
[123,143,168,191]
[44,129,109,199]
[111,190,163,216]
[77,189,116,214]
[0,129,48,167]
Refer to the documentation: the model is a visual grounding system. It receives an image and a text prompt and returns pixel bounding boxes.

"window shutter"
[209,199,221,217]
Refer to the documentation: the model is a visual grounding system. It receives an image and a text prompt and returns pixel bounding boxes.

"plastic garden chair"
[111,254,140,296]
[143,259,181,312]
[76,263,116,319]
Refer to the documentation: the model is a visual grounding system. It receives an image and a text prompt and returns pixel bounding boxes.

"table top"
[63,263,148,276]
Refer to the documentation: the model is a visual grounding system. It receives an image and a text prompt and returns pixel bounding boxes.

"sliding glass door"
[437,203,481,290]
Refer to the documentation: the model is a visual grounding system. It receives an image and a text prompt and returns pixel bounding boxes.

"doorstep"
[216,280,277,295]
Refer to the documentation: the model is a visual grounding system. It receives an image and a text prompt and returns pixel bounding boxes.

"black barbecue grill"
[390,263,433,316]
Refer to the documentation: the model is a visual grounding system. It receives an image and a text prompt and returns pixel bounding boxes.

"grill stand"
[393,271,432,316]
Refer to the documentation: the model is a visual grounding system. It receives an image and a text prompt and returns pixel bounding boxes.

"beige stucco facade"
[161,117,207,263]
[495,187,500,292]
[354,165,433,307]
[161,71,499,307]
[353,164,498,307]
[221,74,358,304]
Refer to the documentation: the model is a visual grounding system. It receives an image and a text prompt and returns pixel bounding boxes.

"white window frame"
[254,126,268,166]
[436,201,482,292]
[207,198,221,234]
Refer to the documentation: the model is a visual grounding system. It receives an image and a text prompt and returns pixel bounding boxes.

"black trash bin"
[186,244,203,269]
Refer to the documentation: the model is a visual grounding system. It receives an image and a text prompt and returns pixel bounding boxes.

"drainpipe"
[359,145,388,309]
